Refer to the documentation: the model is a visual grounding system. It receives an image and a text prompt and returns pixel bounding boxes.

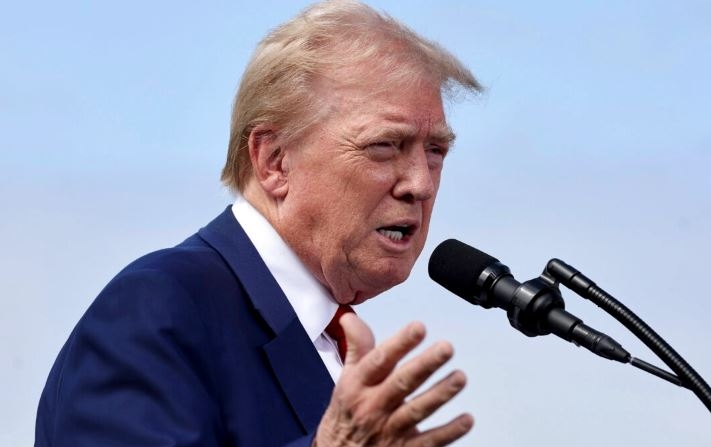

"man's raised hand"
[314,314,474,446]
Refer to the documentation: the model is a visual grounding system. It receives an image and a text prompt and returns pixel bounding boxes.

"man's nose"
[392,148,435,203]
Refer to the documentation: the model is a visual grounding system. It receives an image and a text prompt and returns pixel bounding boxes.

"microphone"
[428,239,630,363]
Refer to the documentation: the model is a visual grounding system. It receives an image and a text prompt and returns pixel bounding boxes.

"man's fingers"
[379,340,454,405]
[352,321,426,385]
[326,319,474,447]
[410,413,474,447]
[341,313,375,366]
[387,370,467,431]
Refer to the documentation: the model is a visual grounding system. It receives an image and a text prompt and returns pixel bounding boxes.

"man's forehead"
[309,65,451,136]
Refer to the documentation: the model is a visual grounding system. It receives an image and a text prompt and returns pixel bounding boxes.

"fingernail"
[409,322,425,340]
[437,341,453,360]
[460,414,474,430]
[449,372,465,389]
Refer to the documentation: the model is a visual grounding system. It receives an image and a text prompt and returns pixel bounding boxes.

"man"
[36,1,482,446]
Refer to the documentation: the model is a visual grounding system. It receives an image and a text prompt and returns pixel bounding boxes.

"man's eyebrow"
[429,123,456,144]
[356,124,416,142]
[353,120,455,144]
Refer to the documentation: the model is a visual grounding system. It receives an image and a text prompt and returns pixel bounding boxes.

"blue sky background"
[2,1,710,445]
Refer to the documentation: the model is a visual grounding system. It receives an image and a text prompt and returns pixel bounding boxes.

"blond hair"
[221,0,482,192]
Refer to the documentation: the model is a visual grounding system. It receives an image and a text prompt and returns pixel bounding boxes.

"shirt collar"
[231,194,338,342]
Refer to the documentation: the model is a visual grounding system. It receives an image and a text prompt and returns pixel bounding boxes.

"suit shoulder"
[115,234,235,292]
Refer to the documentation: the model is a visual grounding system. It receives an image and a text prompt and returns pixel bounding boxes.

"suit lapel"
[198,207,334,432]
[263,319,334,430]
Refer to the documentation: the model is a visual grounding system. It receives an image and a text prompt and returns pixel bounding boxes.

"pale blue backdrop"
[2,1,709,446]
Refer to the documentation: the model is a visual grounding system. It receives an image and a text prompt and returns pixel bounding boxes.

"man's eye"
[371,141,398,149]
[366,141,399,160]
[426,145,448,168]
[427,145,448,158]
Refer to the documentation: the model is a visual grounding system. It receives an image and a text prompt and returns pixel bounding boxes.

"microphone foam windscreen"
[428,239,498,299]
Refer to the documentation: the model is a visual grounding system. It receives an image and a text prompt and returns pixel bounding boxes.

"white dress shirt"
[231,195,345,382]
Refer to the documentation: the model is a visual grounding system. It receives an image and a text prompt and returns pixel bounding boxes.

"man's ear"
[247,124,289,199]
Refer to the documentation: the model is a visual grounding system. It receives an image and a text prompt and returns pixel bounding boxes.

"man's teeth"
[378,228,404,241]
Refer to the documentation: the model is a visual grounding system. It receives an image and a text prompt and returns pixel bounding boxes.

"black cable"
[630,357,687,389]
[546,259,711,413]
[585,284,711,410]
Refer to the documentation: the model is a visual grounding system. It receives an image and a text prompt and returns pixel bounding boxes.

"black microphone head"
[428,239,499,301]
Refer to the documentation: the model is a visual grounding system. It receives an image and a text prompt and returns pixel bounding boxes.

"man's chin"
[351,265,412,303]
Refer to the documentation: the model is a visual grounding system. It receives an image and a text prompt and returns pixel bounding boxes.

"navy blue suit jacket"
[36,207,335,446]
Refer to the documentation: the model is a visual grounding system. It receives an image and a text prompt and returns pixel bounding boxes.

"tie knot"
[325,305,354,362]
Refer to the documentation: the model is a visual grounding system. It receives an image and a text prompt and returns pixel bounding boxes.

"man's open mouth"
[377,225,415,242]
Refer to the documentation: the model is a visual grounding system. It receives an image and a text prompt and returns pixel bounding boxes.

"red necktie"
[325,305,354,362]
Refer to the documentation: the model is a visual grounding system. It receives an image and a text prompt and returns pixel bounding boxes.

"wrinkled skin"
[314,314,473,446]
[248,76,452,305]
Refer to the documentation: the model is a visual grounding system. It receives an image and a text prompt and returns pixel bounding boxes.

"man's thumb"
[340,313,375,366]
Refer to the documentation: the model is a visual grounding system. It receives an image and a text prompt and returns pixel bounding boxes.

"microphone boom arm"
[544,258,711,412]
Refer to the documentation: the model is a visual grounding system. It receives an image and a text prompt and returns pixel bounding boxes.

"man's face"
[277,74,452,304]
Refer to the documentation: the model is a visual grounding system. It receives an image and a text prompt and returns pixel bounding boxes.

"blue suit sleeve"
[39,269,225,447]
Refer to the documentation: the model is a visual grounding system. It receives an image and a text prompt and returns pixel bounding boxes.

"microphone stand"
[543,258,711,413]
